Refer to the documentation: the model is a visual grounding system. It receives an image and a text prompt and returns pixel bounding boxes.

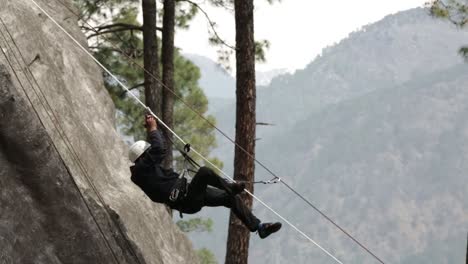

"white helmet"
[128,140,151,163]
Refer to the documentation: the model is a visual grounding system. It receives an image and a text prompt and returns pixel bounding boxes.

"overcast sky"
[172,0,428,72]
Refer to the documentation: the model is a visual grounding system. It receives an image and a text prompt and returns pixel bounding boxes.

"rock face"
[0,1,197,263]
[0,65,130,263]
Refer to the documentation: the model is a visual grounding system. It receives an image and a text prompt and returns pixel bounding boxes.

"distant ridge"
[185,8,468,264]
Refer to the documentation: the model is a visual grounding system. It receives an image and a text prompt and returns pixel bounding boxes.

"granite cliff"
[0,1,196,263]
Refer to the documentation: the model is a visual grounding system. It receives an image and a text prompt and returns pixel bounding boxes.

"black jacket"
[130,130,179,203]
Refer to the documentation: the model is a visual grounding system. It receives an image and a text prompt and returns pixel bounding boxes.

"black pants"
[175,166,261,232]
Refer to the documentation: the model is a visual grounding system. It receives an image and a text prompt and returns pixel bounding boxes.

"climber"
[129,114,282,239]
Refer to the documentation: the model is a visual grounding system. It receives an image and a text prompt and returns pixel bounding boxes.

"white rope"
[27,1,344,263]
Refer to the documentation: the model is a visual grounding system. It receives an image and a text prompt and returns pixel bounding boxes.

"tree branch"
[89,46,143,57]
[86,23,163,39]
[176,0,236,50]
[80,25,93,31]
[256,122,275,126]
[94,23,142,31]
[120,82,146,97]
[209,0,234,11]
[87,26,142,39]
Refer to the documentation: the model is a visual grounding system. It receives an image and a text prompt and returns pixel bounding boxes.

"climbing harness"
[168,177,187,203]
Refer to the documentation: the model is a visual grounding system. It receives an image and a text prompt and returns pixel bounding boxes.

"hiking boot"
[258,222,282,239]
[227,182,246,195]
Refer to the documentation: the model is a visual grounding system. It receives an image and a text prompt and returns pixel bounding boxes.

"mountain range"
[181,7,468,264]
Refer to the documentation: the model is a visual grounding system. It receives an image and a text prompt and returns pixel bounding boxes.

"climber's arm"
[142,114,167,165]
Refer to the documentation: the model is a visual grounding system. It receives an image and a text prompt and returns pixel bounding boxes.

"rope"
[0,16,143,264]
[27,0,344,263]
[51,4,386,264]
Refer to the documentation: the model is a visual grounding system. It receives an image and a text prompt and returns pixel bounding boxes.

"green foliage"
[75,0,222,169]
[176,217,213,233]
[429,1,450,18]
[204,0,276,69]
[177,217,219,264]
[88,5,146,139]
[175,3,199,29]
[73,0,139,21]
[207,0,281,6]
[172,50,223,170]
[207,32,271,69]
[254,40,270,63]
[428,0,468,60]
[428,0,468,26]
[207,0,234,7]
[157,1,199,29]
[196,248,218,264]
[459,45,468,60]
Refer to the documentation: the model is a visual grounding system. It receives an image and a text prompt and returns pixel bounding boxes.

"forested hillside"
[186,8,468,263]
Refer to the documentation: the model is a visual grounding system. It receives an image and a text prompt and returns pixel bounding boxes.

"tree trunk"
[225,1,256,264]
[142,0,162,116]
[161,0,175,169]
[466,233,467,264]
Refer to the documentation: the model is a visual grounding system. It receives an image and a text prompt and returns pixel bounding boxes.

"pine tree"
[225,1,256,263]
[162,0,176,169]
[142,0,162,116]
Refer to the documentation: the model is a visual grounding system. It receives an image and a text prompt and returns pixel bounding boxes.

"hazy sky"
[173,0,428,72]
